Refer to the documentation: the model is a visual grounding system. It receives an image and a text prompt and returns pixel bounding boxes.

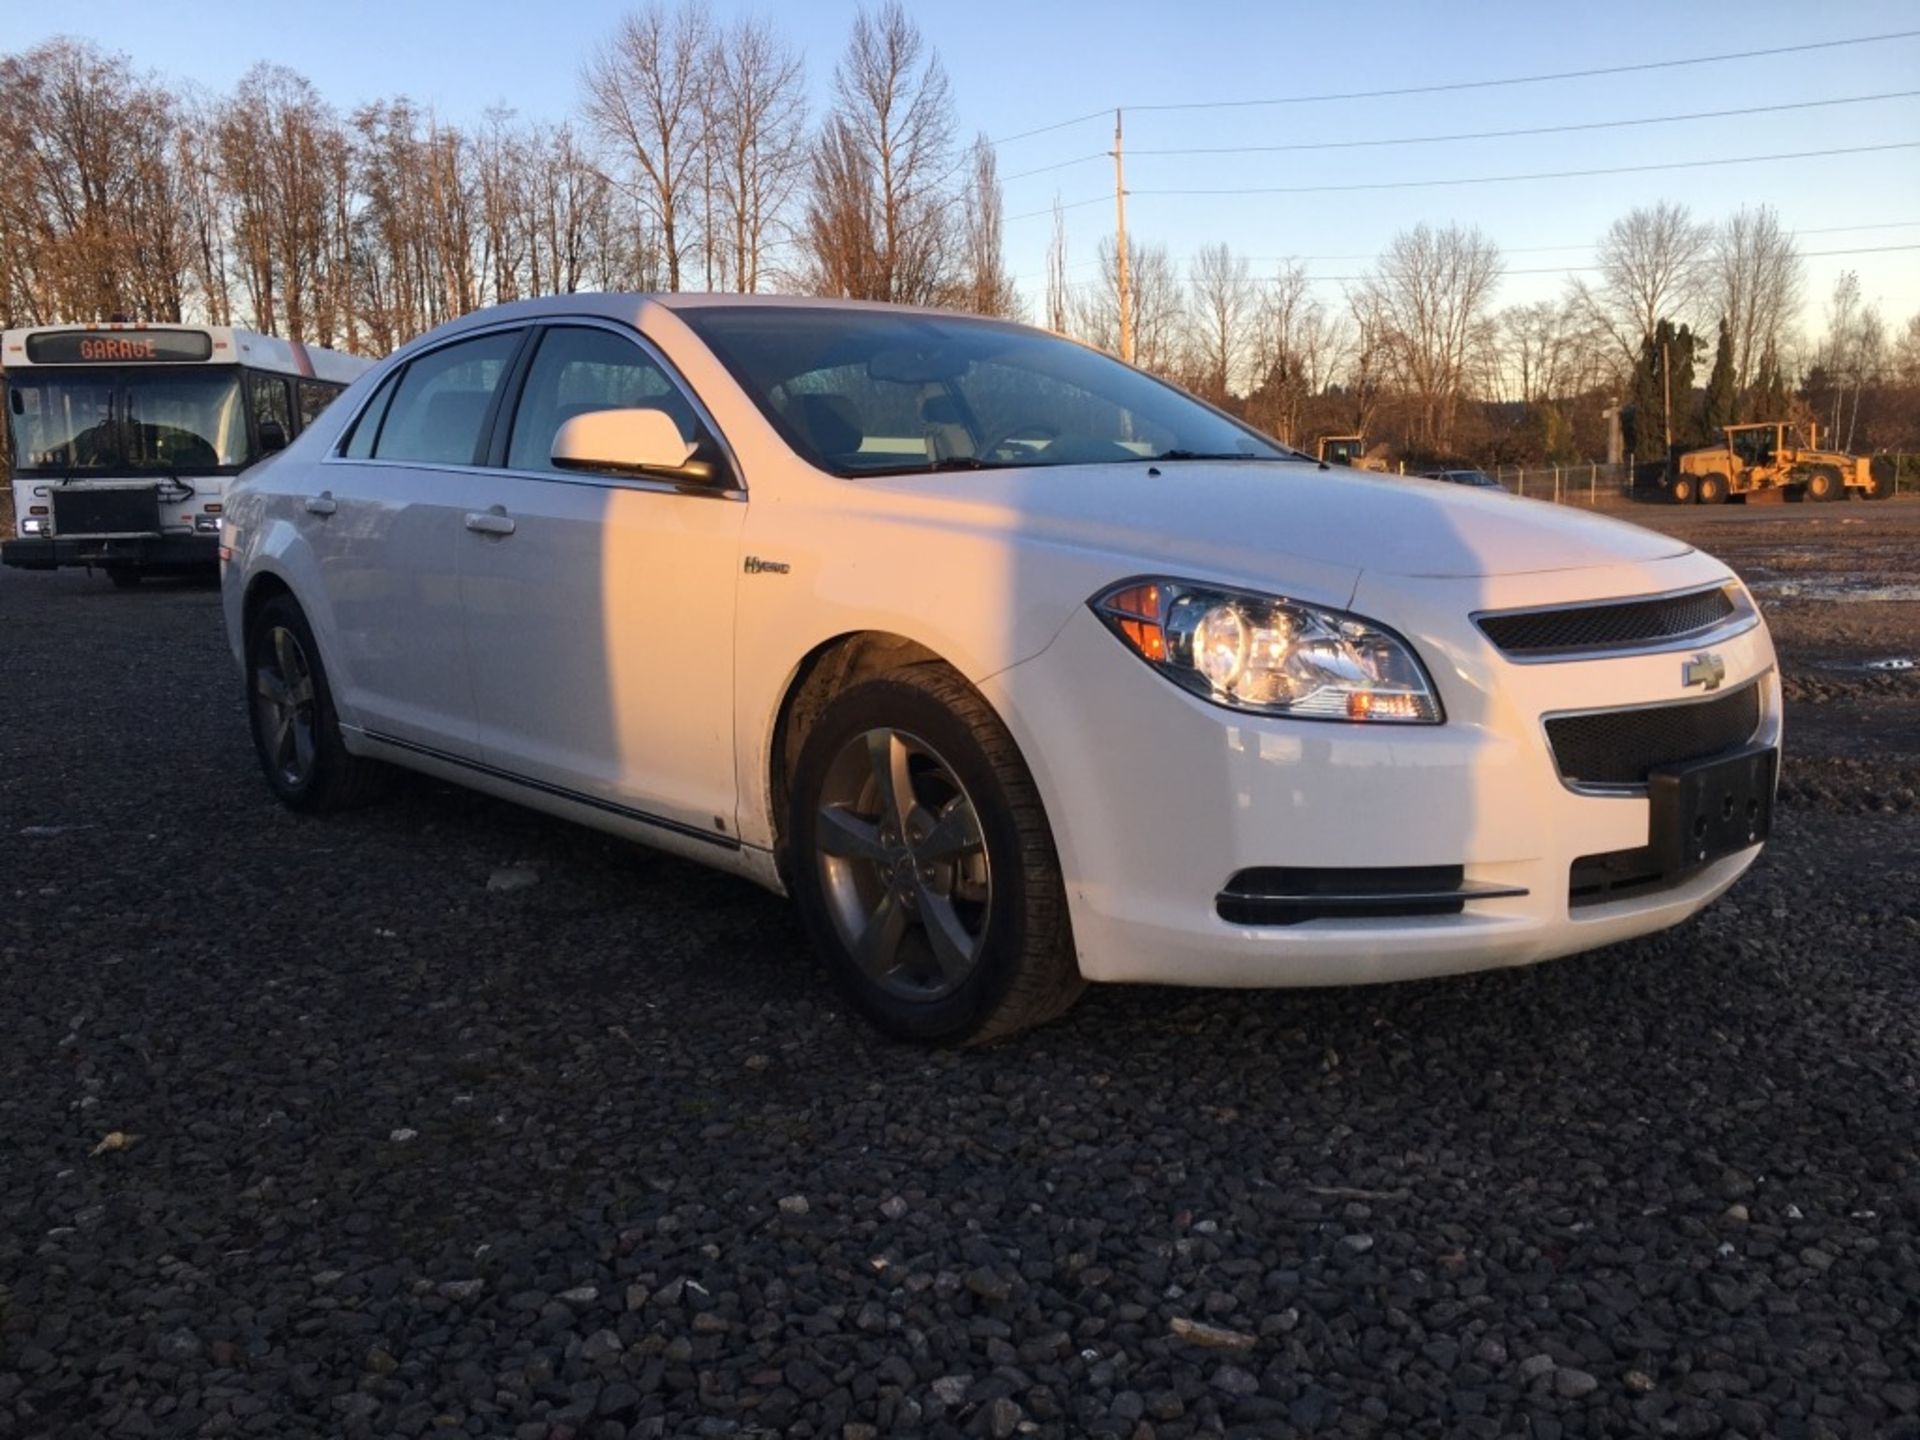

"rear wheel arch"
[242,571,295,642]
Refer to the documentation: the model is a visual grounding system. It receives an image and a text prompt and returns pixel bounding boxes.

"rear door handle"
[464,505,516,537]
[304,492,337,517]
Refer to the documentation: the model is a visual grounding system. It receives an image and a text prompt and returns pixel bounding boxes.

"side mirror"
[258,419,289,454]
[551,407,716,484]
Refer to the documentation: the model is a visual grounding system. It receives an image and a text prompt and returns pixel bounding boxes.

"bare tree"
[581,2,711,291]
[1576,200,1711,367]
[0,39,190,325]
[1074,236,1183,375]
[1246,261,1346,446]
[800,2,957,304]
[1187,242,1254,402]
[1713,204,1803,395]
[705,15,806,292]
[956,135,1017,317]
[218,64,348,342]
[1356,223,1503,452]
[1044,197,1069,333]
[1499,297,1609,405]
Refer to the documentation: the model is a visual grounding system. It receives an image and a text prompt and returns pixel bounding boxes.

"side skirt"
[345,726,787,896]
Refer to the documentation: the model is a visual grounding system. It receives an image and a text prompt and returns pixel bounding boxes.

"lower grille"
[1217,866,1526,926]
[1546,683,1762,789]
[1569,846,1672,907]
[50,486,161,536]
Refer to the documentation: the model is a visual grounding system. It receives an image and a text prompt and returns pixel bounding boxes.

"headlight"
[1092,579,1442,723]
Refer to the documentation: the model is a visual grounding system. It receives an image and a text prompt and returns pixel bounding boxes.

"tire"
[787,665,1084,1044]
[106,566,142,589]
[1669,474,1696,505]
[1696,472,1727,505]
[1804,465,1845,503]
[244,592,388,813]
[1866,456,1897,500]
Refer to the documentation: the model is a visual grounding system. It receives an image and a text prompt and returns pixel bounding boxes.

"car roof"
[395,292,1016,360]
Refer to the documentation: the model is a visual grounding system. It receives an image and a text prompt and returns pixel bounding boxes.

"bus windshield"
[7,367,250,472]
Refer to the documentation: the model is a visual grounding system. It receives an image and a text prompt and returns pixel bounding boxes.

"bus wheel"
[106,567,142,589]
[1697,472,1728,505]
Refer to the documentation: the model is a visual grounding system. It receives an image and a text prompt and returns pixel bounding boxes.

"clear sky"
[9,0,1918,338]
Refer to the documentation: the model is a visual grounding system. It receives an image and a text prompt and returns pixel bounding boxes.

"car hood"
[870,459,1692,585]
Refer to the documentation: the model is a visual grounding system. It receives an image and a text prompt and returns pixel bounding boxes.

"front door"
[457,324,745,840]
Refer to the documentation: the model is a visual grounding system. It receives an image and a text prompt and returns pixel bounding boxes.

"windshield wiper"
[1146,449,1283,462]
[859,456,1048,476]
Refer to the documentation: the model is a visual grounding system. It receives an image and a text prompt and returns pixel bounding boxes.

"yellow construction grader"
[1315,434,1392,472]
[1672,421,1896,504]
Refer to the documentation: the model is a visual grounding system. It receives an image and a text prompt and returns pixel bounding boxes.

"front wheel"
[1670,475,1697,505]
[1696,472,1728,505]
[787,666,1084,1044]
[1804,466,1845,502]
[245,593,388,812]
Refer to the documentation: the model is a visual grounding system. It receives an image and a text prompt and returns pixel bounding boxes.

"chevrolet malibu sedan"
[222,295,1779,1043]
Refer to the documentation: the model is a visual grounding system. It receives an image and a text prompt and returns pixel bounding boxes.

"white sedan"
[221,295,1779,1043]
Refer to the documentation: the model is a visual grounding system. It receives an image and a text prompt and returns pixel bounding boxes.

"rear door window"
[372,330,522,466]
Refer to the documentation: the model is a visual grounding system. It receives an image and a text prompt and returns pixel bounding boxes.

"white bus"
[3,323,372,586]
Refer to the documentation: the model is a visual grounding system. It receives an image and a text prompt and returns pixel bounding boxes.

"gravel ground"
[2,504,1917,1440]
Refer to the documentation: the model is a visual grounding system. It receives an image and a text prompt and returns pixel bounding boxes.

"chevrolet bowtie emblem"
[1682,652,1726,692]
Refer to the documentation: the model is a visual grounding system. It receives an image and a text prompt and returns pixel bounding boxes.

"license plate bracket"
[1647,744,1776,873]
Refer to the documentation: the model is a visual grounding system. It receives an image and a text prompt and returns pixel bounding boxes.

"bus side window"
[250,373,293,454]
[297,380,342,432]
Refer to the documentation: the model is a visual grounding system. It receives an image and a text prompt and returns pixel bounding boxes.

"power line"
[1128,91,1920,157]
[1130,141,1920,198]
[993,29,1920,143]
[1015,233,1920,289]
[1002,152,1109,183]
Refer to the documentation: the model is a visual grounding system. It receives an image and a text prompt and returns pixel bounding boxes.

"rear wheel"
[1696,472,1728,505]
[1804,465,1846,503]
[1866,456,1897,500]
[1670,474,1697,505]
[788,665,1083,1044]
[245,593,388,812]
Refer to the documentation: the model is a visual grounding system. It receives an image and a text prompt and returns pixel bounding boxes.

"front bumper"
[981,555,1779,988]
[2,534,217,572]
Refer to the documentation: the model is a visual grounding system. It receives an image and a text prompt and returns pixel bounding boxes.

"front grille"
[1478,586,1737,657]
[1545,683,1762,789]
[49,487,160,536]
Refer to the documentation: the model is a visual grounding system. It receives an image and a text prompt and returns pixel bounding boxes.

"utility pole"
[1112,108,1133,365]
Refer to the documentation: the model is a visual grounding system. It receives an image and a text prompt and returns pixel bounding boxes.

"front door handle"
[304,492,337,517]
[464,505,516,537]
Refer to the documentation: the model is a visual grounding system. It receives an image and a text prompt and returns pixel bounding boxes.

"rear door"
[455,322,746,840]
[309,326,527,753]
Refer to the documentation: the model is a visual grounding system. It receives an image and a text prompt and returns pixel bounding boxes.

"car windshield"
[6,367,250,472]
[677,305,1295,477]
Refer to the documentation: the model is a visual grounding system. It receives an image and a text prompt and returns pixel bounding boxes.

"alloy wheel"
[254,625,319,789]
[813,727,992,1002]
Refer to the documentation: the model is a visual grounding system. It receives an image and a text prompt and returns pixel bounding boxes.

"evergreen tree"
[1750,341,1788,420]
[1624,319,1701,458]
[1703,318,1738,433]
